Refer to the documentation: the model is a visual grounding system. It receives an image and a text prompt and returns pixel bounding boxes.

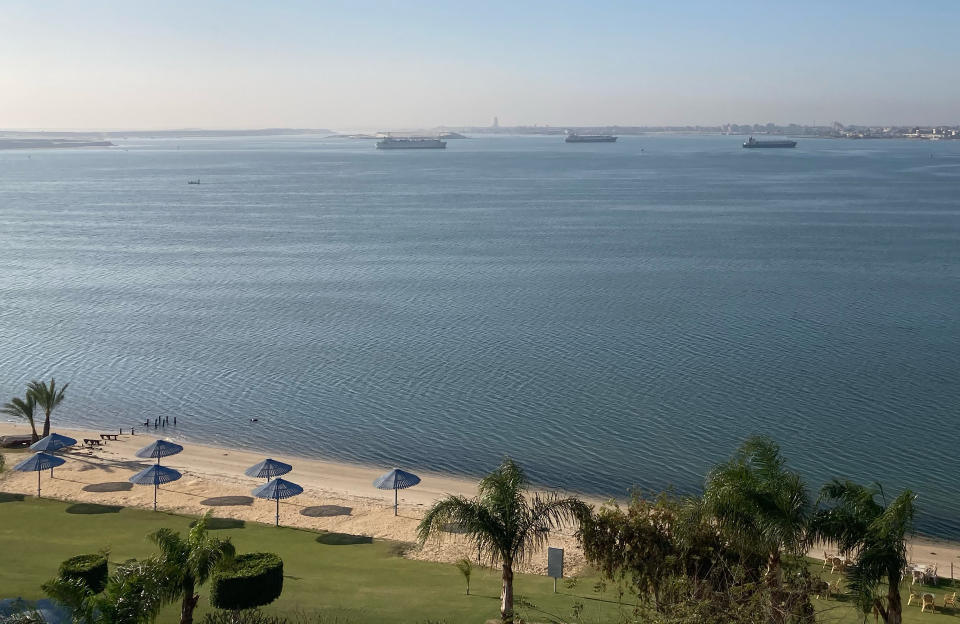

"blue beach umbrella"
[244,458,293,482]
[134,439,184,465]
[129,464,182,511]
[30,433,77,476]
[373,468,421,516]
[30,433,77,452]
[14,452,66,497]
[251,478,303,527]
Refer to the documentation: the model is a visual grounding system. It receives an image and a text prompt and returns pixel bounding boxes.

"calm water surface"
[1,135,958,537]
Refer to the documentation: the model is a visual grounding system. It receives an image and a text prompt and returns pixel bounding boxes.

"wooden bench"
[83,438,103,447]
[100,433,119,441]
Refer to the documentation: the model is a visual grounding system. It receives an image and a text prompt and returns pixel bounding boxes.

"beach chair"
[944,592,956,609]
[911,569,925,585]
[921,593,936,613]
[908,590,922,607]
[830,557,845,574]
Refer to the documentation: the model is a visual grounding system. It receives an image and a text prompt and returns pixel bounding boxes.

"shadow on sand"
[201,496,255,507]
[300,505,352,518]
[82,482,133,493]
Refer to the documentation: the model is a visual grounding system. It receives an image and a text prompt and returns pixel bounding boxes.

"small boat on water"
[742,137,797,148]
[187,179,201,184]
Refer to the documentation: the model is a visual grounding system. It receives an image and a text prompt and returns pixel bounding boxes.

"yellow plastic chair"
[821,551,833,570]
[828,578,843,598]
[908,590,922,607]
[944,592,957,609]
[921,593,936,613]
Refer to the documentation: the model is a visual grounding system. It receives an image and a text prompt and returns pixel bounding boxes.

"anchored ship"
[376,137,446,149]
[742,137,797,148]
[565,133,617,143]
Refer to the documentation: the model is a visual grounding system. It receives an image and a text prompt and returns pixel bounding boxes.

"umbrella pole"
[37,470,41,498]
[394,488,398,516]
[154,484,158,511]
[275,497,280,527]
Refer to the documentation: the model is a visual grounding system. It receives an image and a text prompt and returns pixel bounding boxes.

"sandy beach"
[2,422,958,580]
[0,422,593,575]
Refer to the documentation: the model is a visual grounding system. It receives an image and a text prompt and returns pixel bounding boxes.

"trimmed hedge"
[59,554,108,593]
[209,552,284,610]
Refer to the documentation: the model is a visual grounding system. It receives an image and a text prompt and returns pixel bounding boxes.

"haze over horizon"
[2,0,958,130]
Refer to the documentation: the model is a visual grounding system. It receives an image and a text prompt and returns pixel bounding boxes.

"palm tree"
[809,480,915,624]
[455,558,473,595]
[704,436,810,624]
[44,559,171,624]
[418,458,590,623]
[27,378,68,438]
[149,513,236,624]
[2,394,40,442]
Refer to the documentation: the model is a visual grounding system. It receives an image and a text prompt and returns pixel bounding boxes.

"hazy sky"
[2,0,958,130]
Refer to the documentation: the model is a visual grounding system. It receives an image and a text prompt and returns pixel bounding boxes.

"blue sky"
[2,0,958,129]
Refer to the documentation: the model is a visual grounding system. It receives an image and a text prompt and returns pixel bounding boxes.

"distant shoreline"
[0,139,115,150]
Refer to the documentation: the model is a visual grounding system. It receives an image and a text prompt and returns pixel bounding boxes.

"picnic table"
[100,433,119,441]
[83,438,104,447]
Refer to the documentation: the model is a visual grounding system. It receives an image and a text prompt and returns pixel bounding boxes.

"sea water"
[1,135,958,536]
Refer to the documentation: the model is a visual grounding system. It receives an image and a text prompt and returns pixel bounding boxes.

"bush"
[209,552,284,610]
[58,553,108,593]
[202,610,286,624]
[202,610,359,624]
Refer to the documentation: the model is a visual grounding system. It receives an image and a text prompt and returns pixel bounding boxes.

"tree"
[44,559,171,624]
[579,490,787,624]
[417,458,589,623]
[2,394,40,442]
[809,480,915,624]
[455,558,473,595]
[150,514,236,624]
[27,379,68,439]
[704,436,810,624]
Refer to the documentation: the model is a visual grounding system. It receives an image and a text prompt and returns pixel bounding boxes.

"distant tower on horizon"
[492,116,499,129]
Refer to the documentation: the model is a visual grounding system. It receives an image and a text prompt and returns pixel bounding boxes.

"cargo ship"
[565,133,617,143]
[376,137,446,149]
[742,137,797,148]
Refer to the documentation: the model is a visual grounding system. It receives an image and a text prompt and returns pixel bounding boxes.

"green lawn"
[0,493,618,623]
[0,493,956,623]
[809,560,958,624]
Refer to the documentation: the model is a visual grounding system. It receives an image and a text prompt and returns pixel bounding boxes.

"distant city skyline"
[2,0,958,130]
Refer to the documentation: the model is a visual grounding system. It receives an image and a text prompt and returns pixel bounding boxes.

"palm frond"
[42,576,96,623]
[27,378,69,412]
[513,494,591,563]
[1,396,38,438]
